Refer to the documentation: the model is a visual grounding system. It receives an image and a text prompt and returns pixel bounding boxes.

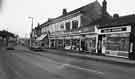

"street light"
[28,16,34,31]
[28,16,34,47]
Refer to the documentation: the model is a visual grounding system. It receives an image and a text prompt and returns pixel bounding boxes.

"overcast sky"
[0,0,135,38]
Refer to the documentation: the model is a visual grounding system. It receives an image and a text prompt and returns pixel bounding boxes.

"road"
[0,48,135,79]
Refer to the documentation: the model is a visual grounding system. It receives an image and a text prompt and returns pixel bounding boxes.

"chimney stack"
[113,13,119,19]
[63,8,67,15]
[102,0,107,17]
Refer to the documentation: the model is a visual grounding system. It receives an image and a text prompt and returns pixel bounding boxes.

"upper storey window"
[72,20,78,30]
[60,23,64,29]
[65,22,70,31]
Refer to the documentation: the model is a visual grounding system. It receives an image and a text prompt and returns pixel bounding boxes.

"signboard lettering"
[101,27,127,33]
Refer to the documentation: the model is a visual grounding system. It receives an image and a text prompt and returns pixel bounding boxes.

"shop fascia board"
[98,25,131,35]
[50,32,97,37]
[80,32,98,35]
[99,31,130,36]
[49,31,98,38]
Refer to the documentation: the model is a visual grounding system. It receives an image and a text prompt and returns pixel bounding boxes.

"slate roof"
[78,1,111,29]
[98,14,135,28]
[54,1,101,20]
[41,1,106,26]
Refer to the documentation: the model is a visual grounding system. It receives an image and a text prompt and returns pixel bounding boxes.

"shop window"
[72,39,80,51]
[87,37,96,48]
[65,40,70,46]
[103,33,129,52]
[65,22,70,31]
[57,39,63,48]
[72,39,80,47]
[72,20,78,30]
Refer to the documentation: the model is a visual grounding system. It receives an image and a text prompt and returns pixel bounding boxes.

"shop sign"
[101,27,127,33]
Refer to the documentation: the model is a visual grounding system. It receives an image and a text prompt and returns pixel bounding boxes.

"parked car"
[64,45,72,50]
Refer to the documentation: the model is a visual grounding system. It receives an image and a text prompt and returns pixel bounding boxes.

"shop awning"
[36,34,47,41]
[72,36,80,39]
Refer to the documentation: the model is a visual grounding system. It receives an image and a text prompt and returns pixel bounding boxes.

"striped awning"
[36,34,47,41]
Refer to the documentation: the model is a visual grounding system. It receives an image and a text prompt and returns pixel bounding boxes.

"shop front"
[50,39,55,48]
[85,35,98,53]
[71,35,81,51]
[99,26,131,58]
[55,38,64,48]
[49,36,65,49]
[64,36,72,50]
[80,25,98,52]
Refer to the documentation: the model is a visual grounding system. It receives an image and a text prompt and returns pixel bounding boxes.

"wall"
[41,14,82,34]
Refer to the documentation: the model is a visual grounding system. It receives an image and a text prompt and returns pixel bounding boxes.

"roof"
[88,16,112,26]
[41,1,103,26]
[98,14,135,28]
[54,1,101,20]
[0,30,15,37]
[78,1,112,28]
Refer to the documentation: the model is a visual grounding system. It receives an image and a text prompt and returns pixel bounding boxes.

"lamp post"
[28,16,34,47]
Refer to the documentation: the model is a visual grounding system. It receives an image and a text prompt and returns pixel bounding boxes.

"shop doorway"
[81,40,87,51]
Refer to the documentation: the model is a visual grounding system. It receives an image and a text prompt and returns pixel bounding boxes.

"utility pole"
[28,16,34,48]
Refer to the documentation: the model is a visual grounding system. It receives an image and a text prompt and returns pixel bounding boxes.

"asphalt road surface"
[1,49,135,79]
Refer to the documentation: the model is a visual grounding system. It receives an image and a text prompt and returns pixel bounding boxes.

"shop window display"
[56,39,63,48]
[72,39,80,50]
[64,39,71,50]
[103,33,130,52]
[86,37,96,52]
[65,40,70,46]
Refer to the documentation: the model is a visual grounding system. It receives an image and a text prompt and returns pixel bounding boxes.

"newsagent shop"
[98,25,131,57]
[97,15,135,60]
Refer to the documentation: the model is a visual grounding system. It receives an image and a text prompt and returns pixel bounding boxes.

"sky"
[0,0,135,38]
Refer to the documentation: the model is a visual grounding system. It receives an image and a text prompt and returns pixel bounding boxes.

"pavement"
[14,45,135,66]
[0,46,9,79]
